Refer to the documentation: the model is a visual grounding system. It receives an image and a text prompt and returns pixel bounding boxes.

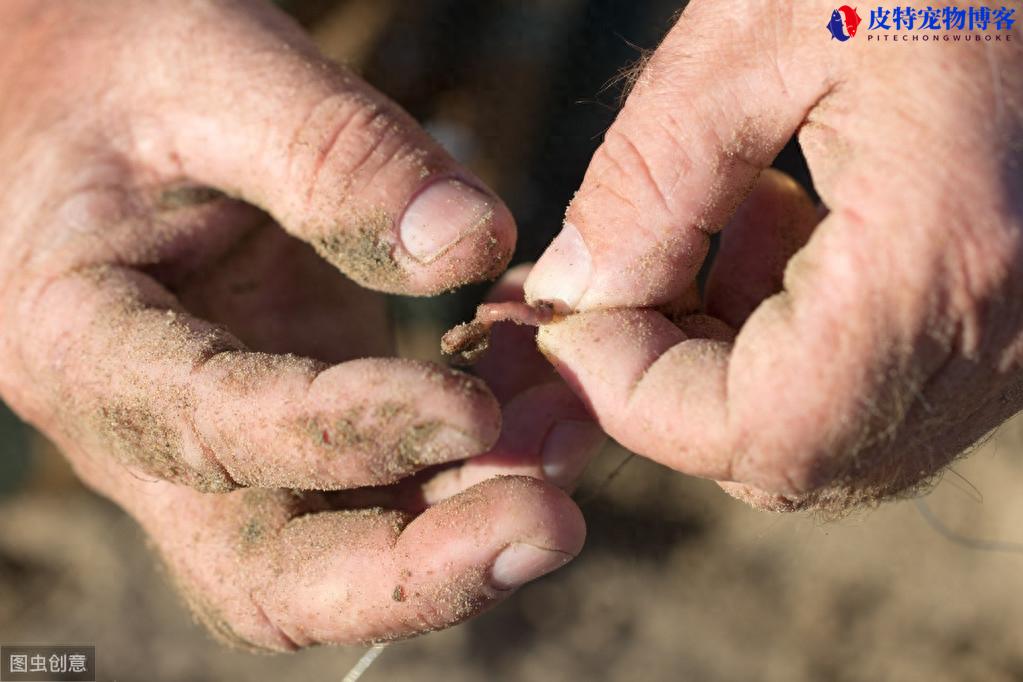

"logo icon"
[827,6,862,40]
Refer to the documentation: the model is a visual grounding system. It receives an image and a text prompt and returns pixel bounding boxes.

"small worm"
[441,301,555,365]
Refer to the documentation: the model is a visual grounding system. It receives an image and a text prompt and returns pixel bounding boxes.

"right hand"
[525,0,1023,513]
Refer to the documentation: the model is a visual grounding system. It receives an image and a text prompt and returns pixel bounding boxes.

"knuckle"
[23,269,242,492]
[88,395,238,492]
[594,126,679,214]
[180,577,297,653]
[286,92,434,213]
[731,442,823,497]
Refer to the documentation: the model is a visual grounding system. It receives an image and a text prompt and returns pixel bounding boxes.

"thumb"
[132,1,514,295]
[525,0,830,311]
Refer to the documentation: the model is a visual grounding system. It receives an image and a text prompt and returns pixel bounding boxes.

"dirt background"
[1,1,1021,680]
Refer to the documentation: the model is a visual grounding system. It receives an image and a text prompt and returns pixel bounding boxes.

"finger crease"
[251,594,303,651]
[304,103,366,205]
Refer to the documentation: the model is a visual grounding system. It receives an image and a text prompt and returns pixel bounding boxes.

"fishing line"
[915,497,1023,556]
[341,643,388,682]
[574,451,636,508]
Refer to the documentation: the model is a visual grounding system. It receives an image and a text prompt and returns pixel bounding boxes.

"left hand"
[0,0,591,649]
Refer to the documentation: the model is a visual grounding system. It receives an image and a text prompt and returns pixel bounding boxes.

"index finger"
[23,266,500,491]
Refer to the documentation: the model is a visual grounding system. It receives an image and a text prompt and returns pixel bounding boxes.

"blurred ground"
[1,1,1021,680]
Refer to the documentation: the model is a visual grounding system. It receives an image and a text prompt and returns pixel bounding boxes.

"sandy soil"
[1,410,1020,682]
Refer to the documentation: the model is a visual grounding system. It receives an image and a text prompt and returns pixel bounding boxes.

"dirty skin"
[440,301,555,365]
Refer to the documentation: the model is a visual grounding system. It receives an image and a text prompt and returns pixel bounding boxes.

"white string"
[341,644,388,682]
[915,498,1023,555]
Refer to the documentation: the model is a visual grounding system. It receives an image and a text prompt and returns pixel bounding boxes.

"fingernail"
[399,179,496,263]
[541,420,605,488]
[490,543,573,590]
[524,222,591,312]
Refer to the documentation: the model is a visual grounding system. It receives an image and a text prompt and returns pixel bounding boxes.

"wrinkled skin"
[0,1,600,650]
[527,0,1023,512]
